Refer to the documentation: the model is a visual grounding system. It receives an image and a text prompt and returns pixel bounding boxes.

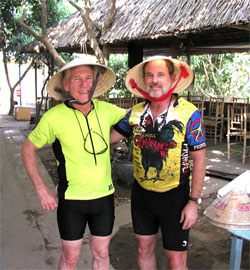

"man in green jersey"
[21,55,126,270]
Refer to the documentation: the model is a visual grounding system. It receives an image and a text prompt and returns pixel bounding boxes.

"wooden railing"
[108,97,139,109]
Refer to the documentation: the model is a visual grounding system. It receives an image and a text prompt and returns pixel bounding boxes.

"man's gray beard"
[146,85,171,98]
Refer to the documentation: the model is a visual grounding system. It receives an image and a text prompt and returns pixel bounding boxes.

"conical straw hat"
[204,190,250,230]
[125,55,194,98]
[46,55,116,101]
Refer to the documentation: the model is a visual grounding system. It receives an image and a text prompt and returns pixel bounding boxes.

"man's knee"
[60,239,82,267]
[60,251,79,267]
[138,245,154,259]
[168,258,187,270]
[136,235,157,258]
[165,250,187,270]
[92,245,109,260]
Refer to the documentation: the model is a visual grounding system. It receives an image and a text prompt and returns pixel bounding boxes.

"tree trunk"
[9,90,15,116]
[2,49,35,115]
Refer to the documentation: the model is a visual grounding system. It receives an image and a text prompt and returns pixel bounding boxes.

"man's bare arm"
[189,148,206,198]
[110,128,126,144]
[20,138,58,210]
[180,148,206,230]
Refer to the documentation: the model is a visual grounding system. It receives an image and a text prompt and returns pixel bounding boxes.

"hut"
[22,0,250,61]
[21,0,250,112]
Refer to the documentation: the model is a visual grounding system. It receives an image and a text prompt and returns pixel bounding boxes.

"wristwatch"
[189,196,202,205]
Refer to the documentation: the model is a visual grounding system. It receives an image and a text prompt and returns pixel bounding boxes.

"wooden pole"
[128,40,143,69]
[128,40,143,100]
[35,62,38,116]
[187,53,191,101]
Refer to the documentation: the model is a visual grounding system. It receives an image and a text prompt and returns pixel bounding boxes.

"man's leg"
[164,250,188,270]
[159,184,190,270]
[131,182,159,270]
[58,239,83,270]
[90,235,111,270]
[135,234,157,270]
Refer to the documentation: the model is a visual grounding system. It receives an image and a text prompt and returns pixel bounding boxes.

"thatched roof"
[102,0,250,41]
[22,0,250,55]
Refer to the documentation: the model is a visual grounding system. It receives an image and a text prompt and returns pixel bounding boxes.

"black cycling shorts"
[57,194,114,240]
[131,180,190,251]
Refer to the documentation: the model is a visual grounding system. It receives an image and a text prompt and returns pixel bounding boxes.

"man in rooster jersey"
[111,56,206,270]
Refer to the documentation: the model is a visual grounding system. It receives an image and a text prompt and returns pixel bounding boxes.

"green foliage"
[108,54,131,97]
[0,0,22,42]
[190,53,250,98]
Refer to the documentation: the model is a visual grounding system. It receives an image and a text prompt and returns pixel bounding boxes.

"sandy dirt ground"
[37,145,249,270]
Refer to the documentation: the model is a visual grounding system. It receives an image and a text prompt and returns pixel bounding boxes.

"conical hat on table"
[204,190,250,230]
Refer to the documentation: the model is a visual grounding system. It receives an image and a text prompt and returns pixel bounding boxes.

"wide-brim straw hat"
[46,55,116,101]
[204,189,250,230]
[125,55,194,98]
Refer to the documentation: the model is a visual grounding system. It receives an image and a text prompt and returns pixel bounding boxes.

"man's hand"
[37,186,58,210]
[180,200,199,230]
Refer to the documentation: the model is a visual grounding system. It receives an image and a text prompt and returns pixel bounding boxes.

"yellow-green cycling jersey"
[28,99,126,200]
